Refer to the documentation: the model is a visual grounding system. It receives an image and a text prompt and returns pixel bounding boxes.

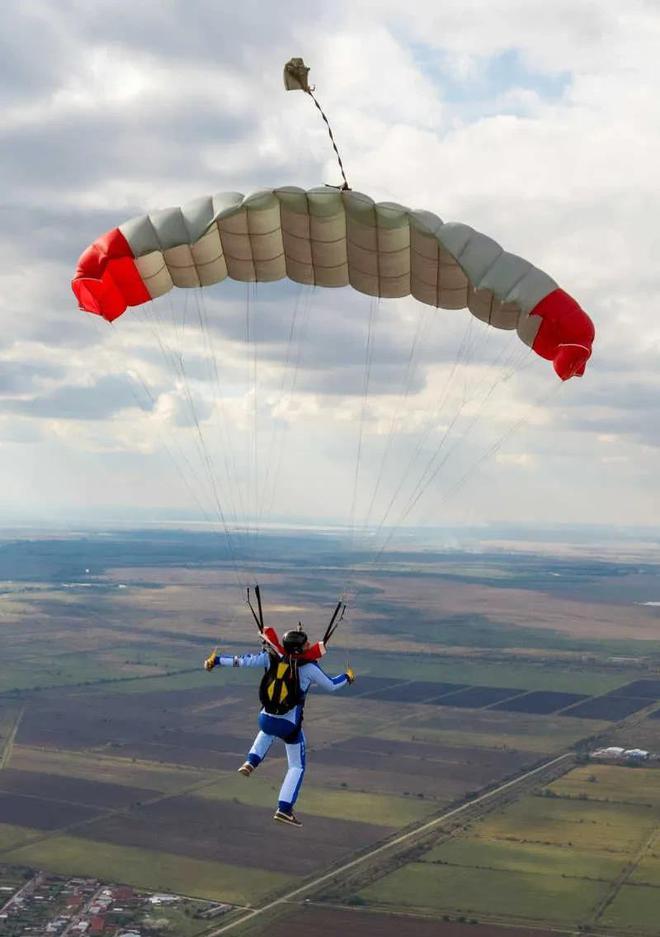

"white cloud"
[1,0,659,528]
[495,452,536,467]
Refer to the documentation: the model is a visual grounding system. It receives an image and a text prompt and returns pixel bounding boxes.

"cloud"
[1,0,659,527]
[0,358,65,395]
[2,374,150,421]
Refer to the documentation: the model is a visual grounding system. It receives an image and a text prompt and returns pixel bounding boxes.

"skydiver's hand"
[204,647,219,671]
[345,667,356,684]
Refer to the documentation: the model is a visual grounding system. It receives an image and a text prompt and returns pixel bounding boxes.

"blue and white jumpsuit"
[217,651,350,814]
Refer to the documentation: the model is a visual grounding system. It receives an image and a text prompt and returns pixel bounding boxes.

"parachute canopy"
[72,186,594,380]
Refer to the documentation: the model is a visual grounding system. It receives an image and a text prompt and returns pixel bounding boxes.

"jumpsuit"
[217,651,349,812]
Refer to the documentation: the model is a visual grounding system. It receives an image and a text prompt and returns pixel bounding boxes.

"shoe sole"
[273,813,302,828]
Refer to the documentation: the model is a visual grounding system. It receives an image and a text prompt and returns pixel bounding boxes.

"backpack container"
[259,655,302,715]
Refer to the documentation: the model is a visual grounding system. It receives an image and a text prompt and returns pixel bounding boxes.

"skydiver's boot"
[273,808,303,828]
[237,762,254,777]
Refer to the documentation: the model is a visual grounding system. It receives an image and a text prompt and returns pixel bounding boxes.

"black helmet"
[282,629,308,655]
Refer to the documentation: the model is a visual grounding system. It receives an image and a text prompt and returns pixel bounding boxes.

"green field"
[382,710,609,754]
[80,647,629,698]
[0,822,40,852]
[0,643,639,698]
[92,666,255,695]
[344,649,629,694]
[549,763,660,806]
[198,773,434,826]
[601,883,660,932]
[350,763,660,932]
[8,742,435,830]
[10,746,211,794]
[0,641,200,696]
[630,855,660,886]
[423,836,627,880]
[357,861,609,922]
[0,655,124,694]
[3,835,289,904]
[474,794,657,852]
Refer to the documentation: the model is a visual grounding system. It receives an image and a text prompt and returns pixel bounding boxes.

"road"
[206,750,574,936]
[0,870,41,916]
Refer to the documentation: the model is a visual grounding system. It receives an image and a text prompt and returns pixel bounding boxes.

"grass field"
[198,773,435,826]
[0,637,204,695]
[0,584,640,695]
[601,883,660,932]
[254,905,567,937]
[382,708,608,754]
[0,822,40,851]
[611,716,660,754]
[474,794,657,852]
[0,656,122,694]
[350,762,660,932]
[9,745,212,794]
[357,862,609,922]
[75,647,629,698]
[90,668,252,695]
[630,855,660,886]
[344,650,629,694]
[549,763,660,806]
[3,835,289,903]
[422,836,627,880]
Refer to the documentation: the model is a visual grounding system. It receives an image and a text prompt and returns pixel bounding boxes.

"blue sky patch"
[412,44,570,119]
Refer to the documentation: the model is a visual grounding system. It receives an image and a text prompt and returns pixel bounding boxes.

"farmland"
[254,907,567,937]
[560,695,655,720]
[358,862,610,922]
[492,690,588,714]
[346,761,660,933]
[1,528,660,933]
[4,836,287,904]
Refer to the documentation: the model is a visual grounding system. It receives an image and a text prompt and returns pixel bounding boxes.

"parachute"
[72,186,593,381]
[70,59,596,631]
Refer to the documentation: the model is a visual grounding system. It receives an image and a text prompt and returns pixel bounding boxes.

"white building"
[591,746,650,762]
[591,747,626,760]
[625,748,650,761]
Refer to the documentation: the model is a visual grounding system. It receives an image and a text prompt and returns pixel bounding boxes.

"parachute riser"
[249,584,346,655]
[246,584,264,634]
[322,600,347,647]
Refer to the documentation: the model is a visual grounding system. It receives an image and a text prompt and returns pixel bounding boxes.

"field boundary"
[0,706,24,772]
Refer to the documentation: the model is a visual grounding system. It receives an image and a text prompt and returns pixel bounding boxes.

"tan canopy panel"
[72,186,594,379]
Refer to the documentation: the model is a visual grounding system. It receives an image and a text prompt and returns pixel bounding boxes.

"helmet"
[282,629,308,655]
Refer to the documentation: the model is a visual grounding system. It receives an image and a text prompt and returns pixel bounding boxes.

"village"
[0,866,231,936]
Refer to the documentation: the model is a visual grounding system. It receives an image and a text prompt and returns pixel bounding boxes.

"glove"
[345,667,356,685]
[204,647,219,671]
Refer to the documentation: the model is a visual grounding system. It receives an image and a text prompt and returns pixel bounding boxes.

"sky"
[1,0,659,535]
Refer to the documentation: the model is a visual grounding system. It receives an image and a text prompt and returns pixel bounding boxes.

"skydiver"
[204,629,355,828]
